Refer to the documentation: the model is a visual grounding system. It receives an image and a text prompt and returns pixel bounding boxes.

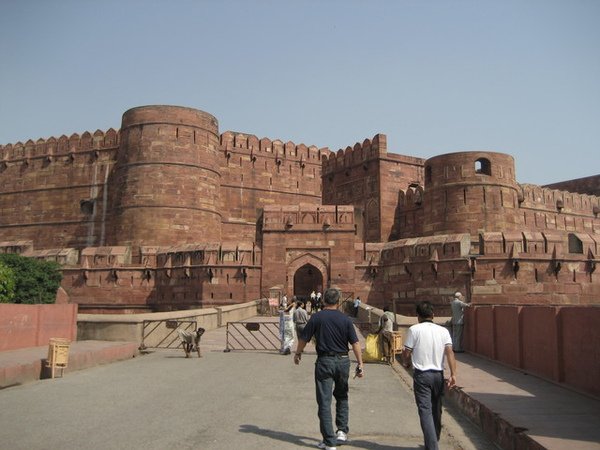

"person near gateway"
[294,288,364,450]
[293,300,309,337]
[450,291,470,352]
[402,301,456,450]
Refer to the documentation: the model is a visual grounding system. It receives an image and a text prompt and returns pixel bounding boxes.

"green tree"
[0,260,16,303]
[0,254,62,304]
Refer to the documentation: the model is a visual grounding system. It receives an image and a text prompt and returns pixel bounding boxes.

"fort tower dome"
[422,151,522,237]
[108,105,221,247]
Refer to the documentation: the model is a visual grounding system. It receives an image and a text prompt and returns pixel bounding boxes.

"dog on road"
[176,327,205,358]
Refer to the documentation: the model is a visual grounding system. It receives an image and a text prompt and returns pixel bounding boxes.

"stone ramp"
[0,340,139,389]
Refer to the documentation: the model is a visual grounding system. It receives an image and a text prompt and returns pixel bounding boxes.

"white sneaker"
[316,441,337,450]
[336,430,348,443]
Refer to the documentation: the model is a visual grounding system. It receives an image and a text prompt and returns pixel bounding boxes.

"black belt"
[413,369,443,374]
[317,352,348,357]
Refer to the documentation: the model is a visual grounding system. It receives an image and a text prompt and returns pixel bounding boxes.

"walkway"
[0,318,599,449]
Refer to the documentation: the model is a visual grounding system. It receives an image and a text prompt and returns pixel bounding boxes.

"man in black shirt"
[294,288,364,450]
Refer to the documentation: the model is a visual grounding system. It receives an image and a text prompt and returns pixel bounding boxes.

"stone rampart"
[0,129,119,249]
[219,131,327,237]
[321,134,425,242]
[368,230,600,313]
[543,174,600,196]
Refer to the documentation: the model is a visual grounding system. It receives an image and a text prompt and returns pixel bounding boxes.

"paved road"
[0,336,497,450]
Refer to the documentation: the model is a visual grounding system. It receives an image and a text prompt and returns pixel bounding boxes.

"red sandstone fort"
[0,105,599,316]
[3,104,600,395]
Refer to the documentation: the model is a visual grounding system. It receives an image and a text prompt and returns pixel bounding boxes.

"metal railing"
[224,321,281,352]
[140,319,198,350]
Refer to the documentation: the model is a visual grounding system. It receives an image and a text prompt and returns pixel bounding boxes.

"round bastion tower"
[108,105,221,247]
[422,151,522,237]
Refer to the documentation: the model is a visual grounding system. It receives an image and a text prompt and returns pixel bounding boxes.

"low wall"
[77,300,260,345]
[465,305,600,398]
[0,304,78,351]
[355,303,450,335]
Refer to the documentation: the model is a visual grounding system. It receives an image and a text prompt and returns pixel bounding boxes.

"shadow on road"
[239,424,423,449]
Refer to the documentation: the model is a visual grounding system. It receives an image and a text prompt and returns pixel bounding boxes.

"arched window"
[475,158,491,175]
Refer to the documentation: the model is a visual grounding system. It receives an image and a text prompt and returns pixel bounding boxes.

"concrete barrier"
[77,300,260,345]
[0,304,78,352]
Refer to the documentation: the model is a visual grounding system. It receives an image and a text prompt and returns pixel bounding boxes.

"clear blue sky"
[1,0,598,185]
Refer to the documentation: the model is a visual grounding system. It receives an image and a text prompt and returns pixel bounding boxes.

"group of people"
[309,290,323,313]
[287,288,470,450]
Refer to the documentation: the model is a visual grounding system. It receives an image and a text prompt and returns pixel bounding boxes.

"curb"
[0,341,139,390]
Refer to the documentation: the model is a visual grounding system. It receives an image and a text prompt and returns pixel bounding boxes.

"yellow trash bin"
[46,338,70,378]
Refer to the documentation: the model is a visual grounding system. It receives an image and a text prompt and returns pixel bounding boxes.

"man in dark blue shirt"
[294,288,364,450]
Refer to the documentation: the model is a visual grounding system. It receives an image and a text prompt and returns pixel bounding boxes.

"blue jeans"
[315,355,351,447]
[413,370,444,450]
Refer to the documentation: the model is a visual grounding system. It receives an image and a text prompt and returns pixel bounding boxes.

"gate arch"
[287,254,328,300]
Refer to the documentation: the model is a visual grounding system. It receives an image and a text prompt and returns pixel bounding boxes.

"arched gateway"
[287,254,328,300]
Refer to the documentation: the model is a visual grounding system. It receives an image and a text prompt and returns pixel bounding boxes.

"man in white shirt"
[402,301,457,450]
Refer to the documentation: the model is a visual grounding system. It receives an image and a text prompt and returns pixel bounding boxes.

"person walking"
[279,302,295,355]
[376,305,395,363]
[450,291,470,352]
[294,288,364,450]
[402,301,456,450]
[293,300,309,337]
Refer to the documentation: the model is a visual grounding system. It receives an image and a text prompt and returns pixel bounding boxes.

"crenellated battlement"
[219,131,329,164]
[155,242,257,268]
[519,183,600,217]
[0,129,120,162]
[478,230,600,260]
[377,229,598,278]
[322,133,387,174]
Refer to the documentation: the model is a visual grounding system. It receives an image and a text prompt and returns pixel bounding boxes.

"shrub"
[0,254,62,304]
[0,260,16,303]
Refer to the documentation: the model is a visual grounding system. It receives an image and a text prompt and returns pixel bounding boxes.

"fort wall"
[22,242,262,314]
[395,153,600,243]
[218,131,327,238]
[0,107,334,253]
[368,229,600,314]
[1,104,598,322]
[0,130,119,248]
[518,184,600,234]
[543,174,600,196]
[322,134,425,242]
